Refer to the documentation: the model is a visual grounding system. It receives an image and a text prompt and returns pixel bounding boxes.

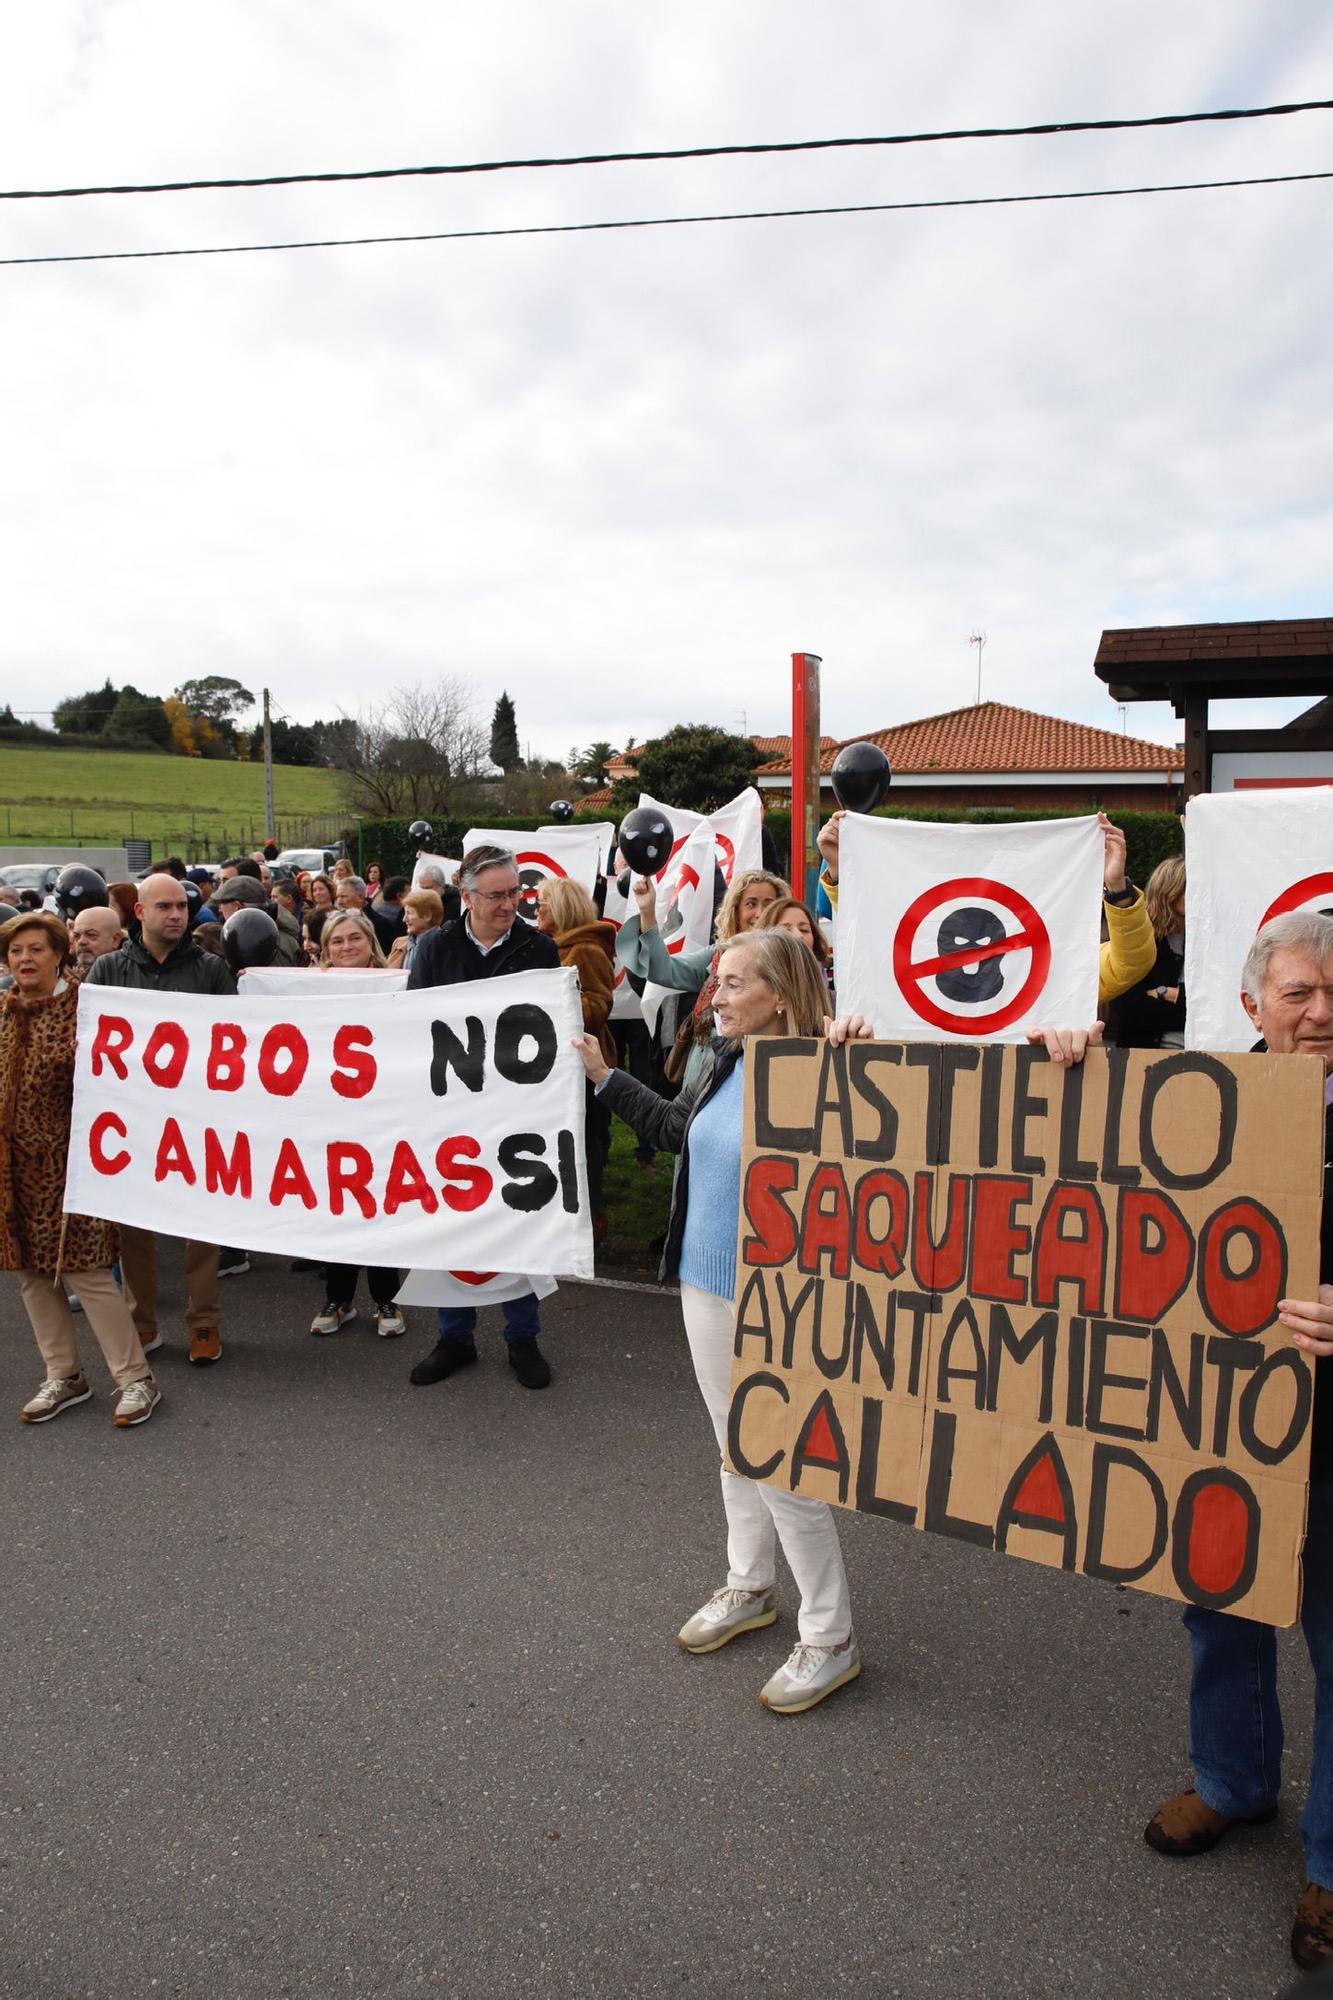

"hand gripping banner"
[65,968,592,1277]
[837,814,1103,1043]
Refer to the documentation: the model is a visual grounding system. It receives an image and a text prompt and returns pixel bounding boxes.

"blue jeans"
[1186,1479,1333,1886]
[436,1292,541,1347]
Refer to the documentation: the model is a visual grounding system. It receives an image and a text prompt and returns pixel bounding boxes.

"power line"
[1,98,1330,202]
[1,168,1327,268]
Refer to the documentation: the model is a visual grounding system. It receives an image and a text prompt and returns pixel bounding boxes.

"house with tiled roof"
[601,734,838,792]
[755,701,1182,812]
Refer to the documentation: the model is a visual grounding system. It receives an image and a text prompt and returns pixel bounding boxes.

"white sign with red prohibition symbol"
[837,813,1103,1043]
[1186,789,1333,1050]
[463,826,603,925]
[637,786,763,890]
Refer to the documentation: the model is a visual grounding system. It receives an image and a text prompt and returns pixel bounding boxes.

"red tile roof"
[606,733,836,775]
[754,702,1181,777]
[1097,616,1333,667]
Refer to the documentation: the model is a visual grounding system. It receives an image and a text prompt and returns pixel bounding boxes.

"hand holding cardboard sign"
[824,1012,874,1048]
[1025,1021,1104,1067]
[1279,1283,1333,1357]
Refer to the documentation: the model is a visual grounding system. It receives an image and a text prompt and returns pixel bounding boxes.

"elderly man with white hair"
[1127,910,1333,1971]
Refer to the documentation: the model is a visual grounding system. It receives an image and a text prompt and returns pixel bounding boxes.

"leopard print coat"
[0,976,118,1274]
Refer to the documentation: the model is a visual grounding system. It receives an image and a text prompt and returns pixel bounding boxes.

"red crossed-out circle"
[514,849,567,922]
[1260,872,1333,927]
[892,876,1052,1036]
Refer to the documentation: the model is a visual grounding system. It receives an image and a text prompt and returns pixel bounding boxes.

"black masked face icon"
[935,905,1007,1003]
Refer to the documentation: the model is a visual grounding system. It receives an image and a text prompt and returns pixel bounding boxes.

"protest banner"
[240,968,408,995]
[727,1037,1326,1623]
[463,825,603,925]
[66,969,592,1277]
[837,814,1103,1043]
[637,787,763,889]
[394,1270,558,1307]
[1186,789,1333,1051]
[539,820,616,874]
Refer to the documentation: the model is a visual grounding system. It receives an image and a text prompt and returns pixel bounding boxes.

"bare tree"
[329,679,493,820]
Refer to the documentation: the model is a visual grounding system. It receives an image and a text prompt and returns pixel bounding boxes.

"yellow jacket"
[819,873,1156,1009]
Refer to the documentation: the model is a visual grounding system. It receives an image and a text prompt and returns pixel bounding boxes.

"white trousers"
[680,1283,852,1645]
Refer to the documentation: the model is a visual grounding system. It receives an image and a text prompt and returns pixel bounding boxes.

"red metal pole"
[790,651,822,905]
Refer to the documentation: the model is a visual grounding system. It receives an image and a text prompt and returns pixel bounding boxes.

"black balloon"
[408,820,434,847]
[222,907,279,972]
[547,799,574,823]
[54,863,108,918]
[830,741,892,814]
[618,806,674,878]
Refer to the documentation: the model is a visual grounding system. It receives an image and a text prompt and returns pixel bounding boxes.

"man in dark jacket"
[1142,911,1333,1972]
[85,873,235,1365]
[406,845,560,1390]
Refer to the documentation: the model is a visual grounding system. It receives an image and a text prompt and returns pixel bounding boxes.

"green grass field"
[0,745,348,858]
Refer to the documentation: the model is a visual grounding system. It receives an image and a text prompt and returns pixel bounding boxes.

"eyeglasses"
[470,886,519,903]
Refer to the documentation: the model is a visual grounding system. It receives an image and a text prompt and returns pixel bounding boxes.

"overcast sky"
[2,3,1329,762]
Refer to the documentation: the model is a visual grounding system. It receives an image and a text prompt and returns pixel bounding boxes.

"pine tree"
[490,690,523,771]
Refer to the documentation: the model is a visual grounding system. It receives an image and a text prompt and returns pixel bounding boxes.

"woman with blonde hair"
[576,928,860,1715]
[310,910,400,1335]
[537,875,618,1229]
[757,895,832,977]
[1104,854,1187,1049]
[317,910,387,970]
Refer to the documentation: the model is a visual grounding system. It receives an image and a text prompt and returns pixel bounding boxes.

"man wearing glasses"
[406,845,561,1391]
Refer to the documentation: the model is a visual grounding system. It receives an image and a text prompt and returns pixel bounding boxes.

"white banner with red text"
[65,969,593,1275]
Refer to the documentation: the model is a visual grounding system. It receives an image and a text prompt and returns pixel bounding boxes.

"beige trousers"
[118,1228,220,1337]
[18,1268,150,1391]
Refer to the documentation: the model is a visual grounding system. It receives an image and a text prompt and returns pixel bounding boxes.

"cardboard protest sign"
[1186,789,1333,1051]
[411,852,462,890]
[66,969,592,1277]
[463,826,602,926]
[727,1038,1325,1624]
[239,968,408,995]
[837,814,1103,1043]
[637,787,763,890]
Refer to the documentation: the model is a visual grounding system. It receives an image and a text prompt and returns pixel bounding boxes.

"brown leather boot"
[1144,1787,1277,1857]
[1292,1882,1333,1970]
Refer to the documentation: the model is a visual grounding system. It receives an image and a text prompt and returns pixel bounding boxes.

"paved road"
[0,1257,1315,2000]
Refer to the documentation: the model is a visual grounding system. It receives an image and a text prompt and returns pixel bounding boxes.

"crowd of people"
[2,810,1331,1966]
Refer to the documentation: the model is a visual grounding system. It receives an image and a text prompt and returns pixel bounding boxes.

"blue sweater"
[678,1055,745,1301]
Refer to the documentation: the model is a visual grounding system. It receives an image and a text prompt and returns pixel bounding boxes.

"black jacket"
[84,933,236,997]
[601,1037,740,1283]
[407,917,559,990]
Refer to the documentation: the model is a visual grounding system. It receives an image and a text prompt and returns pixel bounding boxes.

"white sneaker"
[677,1586,777,1655]
[759,1636,861,1714]
[375,1305,406,1338]
[113,1378,161,1428]
[310,1302,357,1336]
[139,1330,163,1354]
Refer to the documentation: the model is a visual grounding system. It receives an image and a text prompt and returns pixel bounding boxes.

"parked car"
[0,863,62,896]
[274,847,340,874]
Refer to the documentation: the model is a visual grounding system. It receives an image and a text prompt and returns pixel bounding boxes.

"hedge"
[357,805,1183,892]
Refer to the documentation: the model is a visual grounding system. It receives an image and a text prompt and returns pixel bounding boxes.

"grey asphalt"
[0,1257,1316,2000]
